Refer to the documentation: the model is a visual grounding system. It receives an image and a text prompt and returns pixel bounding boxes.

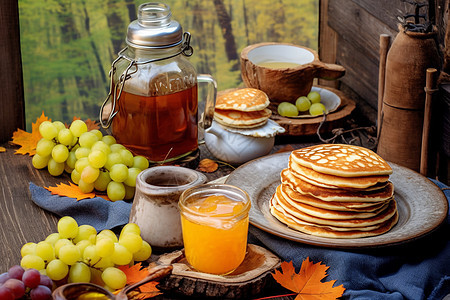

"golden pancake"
[275,191,396,226]
[289,157,389,189]
[215,88,270,111]
[214,108,271,128]
[291,144,393,177]
[279,184,390,212]
[270,195,399,238]
[281,169,394,202]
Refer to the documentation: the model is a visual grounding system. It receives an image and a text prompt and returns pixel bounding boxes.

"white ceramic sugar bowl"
[204,119,285,164]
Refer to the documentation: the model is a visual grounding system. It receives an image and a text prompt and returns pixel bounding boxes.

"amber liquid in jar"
[112,85,198,162]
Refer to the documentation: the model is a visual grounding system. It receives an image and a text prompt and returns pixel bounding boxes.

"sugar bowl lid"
[126,2,183,49]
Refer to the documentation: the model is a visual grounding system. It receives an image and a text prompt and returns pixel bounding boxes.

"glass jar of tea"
[100,3,216,164]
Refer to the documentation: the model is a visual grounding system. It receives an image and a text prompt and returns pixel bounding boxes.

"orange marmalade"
[179,184,251,275]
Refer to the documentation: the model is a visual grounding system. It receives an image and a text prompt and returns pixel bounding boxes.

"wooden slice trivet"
[269,86,356,136]
[156,244,281,299]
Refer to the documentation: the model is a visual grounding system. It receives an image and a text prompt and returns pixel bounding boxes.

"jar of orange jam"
[178,184,251,275]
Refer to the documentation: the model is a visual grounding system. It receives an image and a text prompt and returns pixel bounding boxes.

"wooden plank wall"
[320,0,448,123]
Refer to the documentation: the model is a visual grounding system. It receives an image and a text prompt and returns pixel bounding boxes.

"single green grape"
[95,256,115,270]
[101,267,127,290]
[107,181,126,201]
[75,240,92,254]
[133,240,152,262]
[35,241,55,262]
[78,179,95,193]
[118,232,142,253]
[91,141,111,155]
[58,216,79,239]
[81,165,100,184]
[104,153,123,171]
[309,103,327,116]
[48,158,65,176]
[110,243,132,266]
[277,102,298,117]
[96,238,114,257]
[307,91,321,104]
[94,171,111,192]
[82,245,101,266]
[52,144,69,163]
[66,151,77,169]
[110,164,128,183]
[88,150,107,168]
[75,147,91,160]
[36,138,56,157]
[21,242,37,257]
[52,121,66,132]
[79,132,99,148]
[68,262,91,283]
[133,156,149,170]
[90,129,103,140]
[110,144,126,153]
[124,184,135,200]
[70,120,88,137]
[102,135,116,145]
[73,224,97,244]
[71,169,81,185]
[97,230,118,243]
[120,223,141,237]
[58,244,81,265]
[57,128,74,146]
[54,239,73,257]
[39,121,58,140]
[119,149,134,167]
[295,96,311,112]
[46,259,69,281]
[20,254,45,270]
[32,154,50,169]
[124,167,141,187]
[75,157,90,173]
[44,233,61,246]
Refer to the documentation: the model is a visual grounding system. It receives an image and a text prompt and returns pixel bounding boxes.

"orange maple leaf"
[45,182,97,201]
[10,112,50,156]
[197,158,218,173]
[272,259,345,300]
[71,116,99,131]
[0,147,6,153]
[45,182,111,201]
[115,263,162,299]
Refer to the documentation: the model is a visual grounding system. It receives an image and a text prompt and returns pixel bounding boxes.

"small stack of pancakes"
[270,144,398,239]
[214,88,272,128]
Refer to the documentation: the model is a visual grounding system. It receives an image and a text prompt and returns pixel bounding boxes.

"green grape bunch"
[20,216,152,291]
[32,119,150,201]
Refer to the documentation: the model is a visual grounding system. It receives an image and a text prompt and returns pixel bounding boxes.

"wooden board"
[270,86,356,136]
[156,244,281,299]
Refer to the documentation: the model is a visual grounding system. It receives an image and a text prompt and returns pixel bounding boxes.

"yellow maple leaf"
[10,112,50,156]
[272,259,345,300]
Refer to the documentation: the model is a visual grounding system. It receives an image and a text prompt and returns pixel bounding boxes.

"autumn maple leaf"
[197,158,218,173]
[10,112,50,156]
[45,182,110,201]
[272,259,345,300]
[115,263,162,299]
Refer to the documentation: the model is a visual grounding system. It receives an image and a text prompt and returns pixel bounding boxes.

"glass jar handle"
[197,74,217,142]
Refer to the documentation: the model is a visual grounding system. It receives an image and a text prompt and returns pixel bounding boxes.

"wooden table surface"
[0,137,319,298]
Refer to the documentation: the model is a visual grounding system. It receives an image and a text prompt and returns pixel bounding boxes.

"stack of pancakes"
[270,144,398,238]
[214,88,272,128]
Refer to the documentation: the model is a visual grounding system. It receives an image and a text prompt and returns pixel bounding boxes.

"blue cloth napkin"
[248,179,450,300]
[30,180,450,299]
[29,182,132,232]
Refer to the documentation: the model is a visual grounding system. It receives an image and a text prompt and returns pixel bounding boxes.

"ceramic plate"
[290,86,341,118]
[225,152,448,248]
